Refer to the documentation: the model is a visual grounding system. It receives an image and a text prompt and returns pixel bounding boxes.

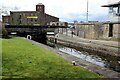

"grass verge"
[2,37,102,79]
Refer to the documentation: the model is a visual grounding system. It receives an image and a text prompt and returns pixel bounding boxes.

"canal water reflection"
[54,44,120,73]
[32,34,120,73]
[57,45,106,67]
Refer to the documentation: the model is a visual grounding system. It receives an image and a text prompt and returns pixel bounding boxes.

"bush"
[2,24,8,38]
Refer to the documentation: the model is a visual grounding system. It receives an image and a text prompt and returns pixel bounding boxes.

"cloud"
[0,0,108,22]
[44,0,108,22]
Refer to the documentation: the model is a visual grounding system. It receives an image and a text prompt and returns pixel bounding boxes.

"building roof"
[102,1,120,7]
[10,11,36,13]
[9,11,59,19]
[2,15,10,17]
[36,3,44,5]
[45,13,59,19]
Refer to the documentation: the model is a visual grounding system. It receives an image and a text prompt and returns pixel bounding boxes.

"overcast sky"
[1,0,108,22]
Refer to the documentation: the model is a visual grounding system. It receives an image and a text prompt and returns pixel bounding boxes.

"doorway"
[108,24,113,37]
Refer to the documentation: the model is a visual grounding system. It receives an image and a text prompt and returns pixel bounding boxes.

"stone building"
[102,0,120,22]
[74,22,120,39]
[2,16,10,25]
[74,22,100,39]
[49,21,68,26]
[74,0,120,40]
[2,3,59,25]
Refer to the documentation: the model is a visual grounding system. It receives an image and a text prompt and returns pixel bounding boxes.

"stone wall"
[45,14,59,25]
[74,22,120,39]
[3,11,59,26]
[103,22,120,38]
[113,24,120,38]
[74,23,102,39]
[2,16,10,24]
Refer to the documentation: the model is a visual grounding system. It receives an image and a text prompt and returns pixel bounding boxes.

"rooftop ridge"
[36,3,44,5]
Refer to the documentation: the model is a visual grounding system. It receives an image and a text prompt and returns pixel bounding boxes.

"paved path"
[55,33,119,48]
[53,33,119,57]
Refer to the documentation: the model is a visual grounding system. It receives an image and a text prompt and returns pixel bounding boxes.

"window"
[113,7,118,14]
[23,13,25,16]
[27,13,29,16]
[31,13,34,16]
[118,5,120,14]
[57,23,59,26]
[31,18,33,22]
[35,19,37,22]
[6,18,8,23]
[37,6,39,9]
[19,20,21,24]
[19,14,21,19]
[109,7,113,13]
[12,17,13,21]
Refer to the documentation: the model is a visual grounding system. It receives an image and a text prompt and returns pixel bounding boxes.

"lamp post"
[87,0,89,22]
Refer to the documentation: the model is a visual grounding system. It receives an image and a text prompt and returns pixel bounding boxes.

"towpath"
[26,38,120,78]
[53,33,120,57]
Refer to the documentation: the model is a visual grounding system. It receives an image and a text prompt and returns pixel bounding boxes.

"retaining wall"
[47,37,119,57]
[74,22,120,39]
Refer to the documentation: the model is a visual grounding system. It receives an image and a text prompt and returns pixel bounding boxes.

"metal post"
[62,28,63,34]
[66,28,67,36]
[71,28,73,37]
[87,0,89,22]
[118,5,120,14]
[58,28,59,33]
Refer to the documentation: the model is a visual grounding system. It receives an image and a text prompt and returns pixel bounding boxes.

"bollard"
[55,38,57,44]
[72,61,76,66]
[27,35,32,40]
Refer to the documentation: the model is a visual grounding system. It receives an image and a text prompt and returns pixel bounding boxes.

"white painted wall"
[109,15,120,22]
[108,0,120,4]
[107,0,120,22]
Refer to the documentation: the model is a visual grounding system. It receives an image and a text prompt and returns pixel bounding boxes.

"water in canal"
[47,41,120,73]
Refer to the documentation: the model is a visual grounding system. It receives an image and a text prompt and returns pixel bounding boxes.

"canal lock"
[46,37,120,73]
[30,35,120,73]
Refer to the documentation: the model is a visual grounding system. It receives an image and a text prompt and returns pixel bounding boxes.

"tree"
[0,5,19,21]
[2,23,9,38]
[0,5,19,38]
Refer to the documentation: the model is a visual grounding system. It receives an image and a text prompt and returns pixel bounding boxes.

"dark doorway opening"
[109,24,113,37]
